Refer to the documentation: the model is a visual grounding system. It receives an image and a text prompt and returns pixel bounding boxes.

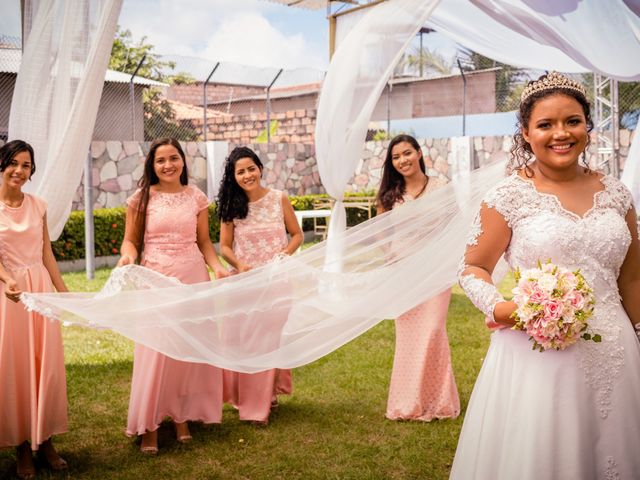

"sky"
[0,0,458,73]
[0,0,330,69]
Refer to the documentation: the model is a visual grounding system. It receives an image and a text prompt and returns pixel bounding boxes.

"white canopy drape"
[8,0,123,238]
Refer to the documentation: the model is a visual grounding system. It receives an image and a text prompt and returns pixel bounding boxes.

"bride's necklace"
[406,176,429,199]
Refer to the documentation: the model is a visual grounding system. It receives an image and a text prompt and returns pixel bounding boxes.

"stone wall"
[72,130,635,210]
[72,141,208,210]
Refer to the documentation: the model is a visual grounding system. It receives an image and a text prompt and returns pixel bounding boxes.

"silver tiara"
[520,71,587,103]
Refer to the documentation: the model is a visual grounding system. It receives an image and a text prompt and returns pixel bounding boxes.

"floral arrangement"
[511,260,600,351]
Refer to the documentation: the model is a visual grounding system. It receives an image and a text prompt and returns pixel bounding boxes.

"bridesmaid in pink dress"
[376,134,460,421]
[217,146,303,425]
[0,140,69,479]
[118,138,229,454]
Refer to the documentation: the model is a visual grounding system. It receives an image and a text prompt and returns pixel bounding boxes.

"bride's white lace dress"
[452,173,640,480]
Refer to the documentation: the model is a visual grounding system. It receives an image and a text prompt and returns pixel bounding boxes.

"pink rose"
[543,300,564,320]
[564,291,585,310]
[529,286,548,304]
[562,272,578,290]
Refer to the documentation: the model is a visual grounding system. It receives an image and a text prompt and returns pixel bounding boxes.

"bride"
[453,72,640,479]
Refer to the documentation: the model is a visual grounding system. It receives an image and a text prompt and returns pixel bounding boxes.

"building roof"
[0,48,167,87]
[167,99,231,121]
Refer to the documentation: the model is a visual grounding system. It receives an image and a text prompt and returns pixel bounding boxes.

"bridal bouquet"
[511,260,599,352]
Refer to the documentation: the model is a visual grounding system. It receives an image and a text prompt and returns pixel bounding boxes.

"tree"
[109,27,199,140]
[395,46,453,77]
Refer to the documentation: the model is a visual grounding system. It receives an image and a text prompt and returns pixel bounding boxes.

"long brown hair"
[133,138,189,253]
[376,134,426,211]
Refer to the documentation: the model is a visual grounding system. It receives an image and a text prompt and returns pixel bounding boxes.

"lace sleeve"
[458,179,515,324]
[192,186,210,212]
[126,189,142,209]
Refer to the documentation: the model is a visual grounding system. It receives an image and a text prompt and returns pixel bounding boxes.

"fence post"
[457,59,467,137]
[266,69,283,145]
[84,148,95,279]
[129,54,146,140]
[203,62,220,144]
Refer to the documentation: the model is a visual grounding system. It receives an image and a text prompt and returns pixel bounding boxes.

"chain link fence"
[91,53,326,144]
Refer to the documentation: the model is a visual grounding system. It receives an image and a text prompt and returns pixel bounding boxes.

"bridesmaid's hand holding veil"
[117,254,135,267]
[212,265,230,279]
[4,277,22,303]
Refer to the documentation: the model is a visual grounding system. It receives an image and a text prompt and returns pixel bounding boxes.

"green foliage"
[109,26,199,141]
[255,120,279,143]
[109,27,174,82]
[52,192,378,261]
[143,89,199,141]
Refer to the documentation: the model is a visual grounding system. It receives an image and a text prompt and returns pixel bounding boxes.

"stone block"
[106,141,122,161]
[123,141,140,157]
[132,163,145,182]
[193,157,207,179]
[100,161,118,182]
[117,174,133,191]
[92,168,100,187]
[91,141,106,159]
[118,153,142,175]
[100,178,120,194]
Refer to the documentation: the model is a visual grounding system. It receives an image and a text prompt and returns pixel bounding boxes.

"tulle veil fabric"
[22,162,505,373]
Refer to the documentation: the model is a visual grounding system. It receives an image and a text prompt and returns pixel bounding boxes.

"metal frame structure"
[593,75,621,177]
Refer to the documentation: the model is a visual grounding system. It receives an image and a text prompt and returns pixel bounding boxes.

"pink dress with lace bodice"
[125,185,223,435]
[0,194,68,448]
[222,189,293,422]
[386,177,460,421]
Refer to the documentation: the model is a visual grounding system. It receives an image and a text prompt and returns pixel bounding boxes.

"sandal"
[140,430,158,455]
[16,442,36,480]
[174,422,192,443]
[38,439,68,471]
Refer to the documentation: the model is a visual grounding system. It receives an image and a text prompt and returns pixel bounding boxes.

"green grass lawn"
[0,268,511,480]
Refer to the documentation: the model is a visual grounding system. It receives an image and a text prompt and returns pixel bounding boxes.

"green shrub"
[52,191,378,261]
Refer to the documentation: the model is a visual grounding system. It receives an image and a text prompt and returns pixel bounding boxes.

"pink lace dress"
[386,177,460,421]
[0,194,68,449]
[222,189,293,422]
[125,185,223,435]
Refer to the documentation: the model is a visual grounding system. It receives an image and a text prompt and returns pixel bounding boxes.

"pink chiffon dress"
[0,194,68,449]
[125,185,223,436]
[222,189,293,423]
[385,177,460,421]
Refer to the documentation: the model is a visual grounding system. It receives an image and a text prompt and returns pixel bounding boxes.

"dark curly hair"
[0,140,36,179]
[376,134,426,211]
[216,146,264,223]
[510,74,594,176]
[134,138,188,252]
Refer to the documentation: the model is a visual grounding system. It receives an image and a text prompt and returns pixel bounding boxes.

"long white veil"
[22,162,505,373]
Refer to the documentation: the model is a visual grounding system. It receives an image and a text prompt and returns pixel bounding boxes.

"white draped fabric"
[315,0,442,244]
[23,162,506,372]
[621,125,640,206]
[8,0,123,238]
